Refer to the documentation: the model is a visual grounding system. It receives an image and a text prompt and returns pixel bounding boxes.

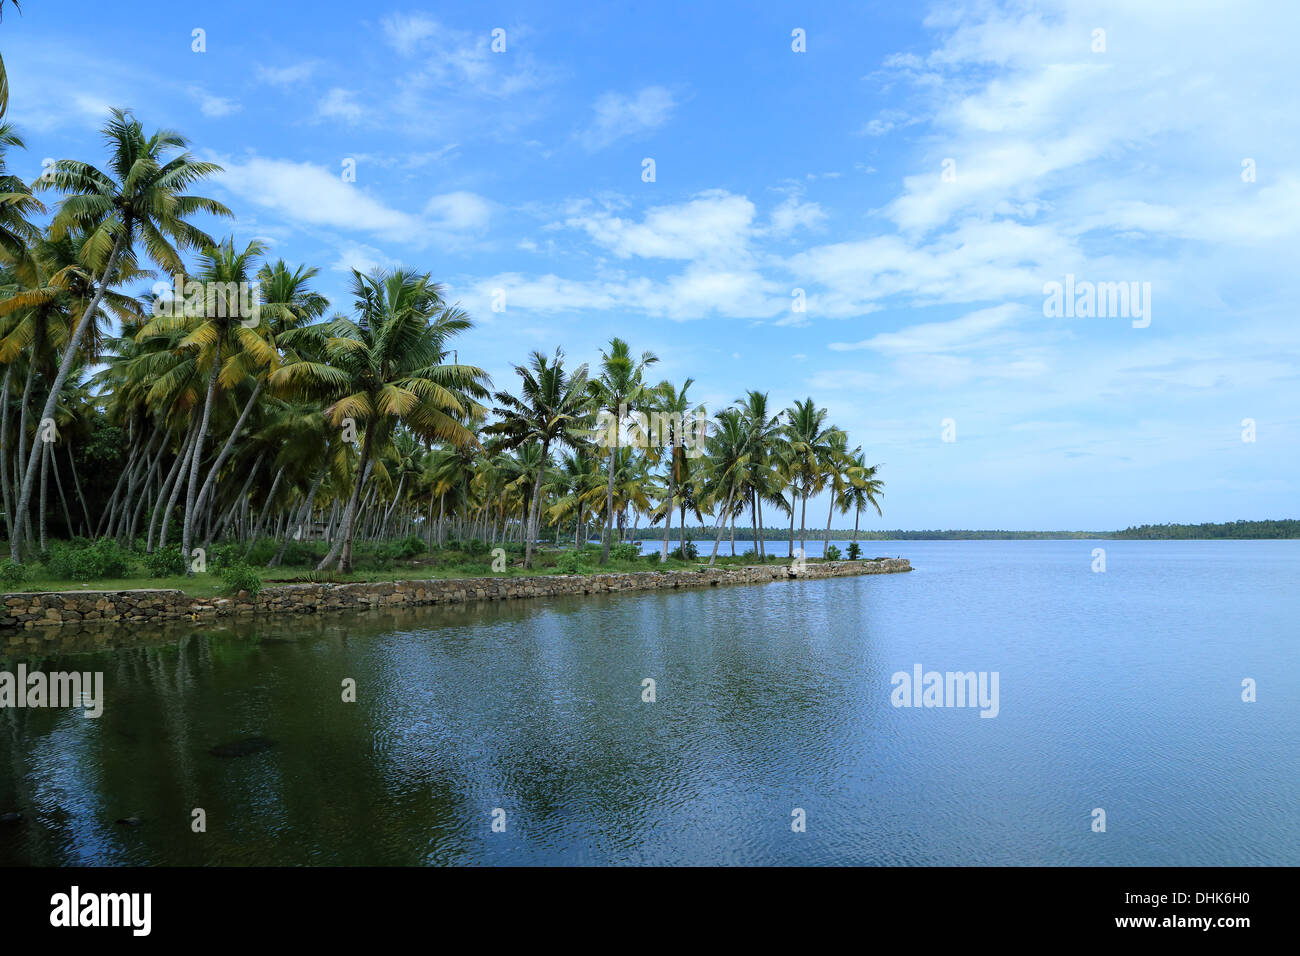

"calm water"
[1,540,1296,866]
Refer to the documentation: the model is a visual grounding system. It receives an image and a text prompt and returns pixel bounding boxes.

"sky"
[4,0,1298,530]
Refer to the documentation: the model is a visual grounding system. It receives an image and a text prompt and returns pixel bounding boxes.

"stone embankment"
[2,557,911,647]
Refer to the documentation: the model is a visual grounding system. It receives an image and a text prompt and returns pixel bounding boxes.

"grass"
[3,546,833,597]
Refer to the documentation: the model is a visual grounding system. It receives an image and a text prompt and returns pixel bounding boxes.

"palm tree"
[486,348,591,569]
[13,108,230,560]
[782,397,841,559]
[736,390,780,558]
[591,338,658,564]
[271,268,488,572]
[843,453,884,550]
[0,122,41,262]
[703,407,749,564]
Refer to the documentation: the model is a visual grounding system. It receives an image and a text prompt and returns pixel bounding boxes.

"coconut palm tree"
[13,108,230,559]
[271,268,488,572]
[590,338,657,564]
[843,453,884,549]
[0,1,23,120]
[782,397,842,559]
[486,348,591,569]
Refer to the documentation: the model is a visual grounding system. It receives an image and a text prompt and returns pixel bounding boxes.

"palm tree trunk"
[50,441,75,538]
[799,482,808,557]
[37,437,49,553]
[181,340,222,573]
[332,427,375,573]
[0,364,13,543]
[244,465,284,559]
[149,421,198,552]
[193,379,263,521]
[600,435,617,564]
[209,449,264,547]
[788,490,797,558]
[825,491,835,551]
[523,442,549,569]
[707,490,734,565]
[66,440,93,536]
[757,494,766,559]
[11,227,129,560]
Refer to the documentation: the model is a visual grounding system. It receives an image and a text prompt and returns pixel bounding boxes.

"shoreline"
[1,558,911,649]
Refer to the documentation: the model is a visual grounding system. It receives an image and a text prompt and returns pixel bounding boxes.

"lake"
[1,539,1296,865]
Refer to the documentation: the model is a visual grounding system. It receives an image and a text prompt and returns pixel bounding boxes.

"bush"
[825,544,842,561]
[554,550,593,575]
[610,542,641,561]
[846,542,861,561]
[669,541,699,561]
[219,561,263,596]
[0,559,31,589]
[44,538,131,581]
[143,545,186,578]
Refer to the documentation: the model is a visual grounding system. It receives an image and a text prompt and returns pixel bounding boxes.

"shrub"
[392,535,427,559]
[0,559,31,589]
[610,542,641,561]
[44,538,131,581]
[846,542,862,561]
[825,544,842,561]
[669,541,699,561]
[554,550,593,575]
[143,545,186,578]
[219,561,263,596]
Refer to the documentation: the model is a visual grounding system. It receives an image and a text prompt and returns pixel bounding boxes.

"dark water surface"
[1,540,1296,865]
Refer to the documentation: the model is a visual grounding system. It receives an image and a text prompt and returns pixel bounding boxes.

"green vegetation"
[0,110,890,586]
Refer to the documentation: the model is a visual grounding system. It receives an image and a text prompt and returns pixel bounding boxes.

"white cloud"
[216,156,421,239]
[188,86,241,118]
[258,62,319,87]
[318,88,363,123]
[425,191,493,232]
[579,86,676,149]
[565,190,755,261]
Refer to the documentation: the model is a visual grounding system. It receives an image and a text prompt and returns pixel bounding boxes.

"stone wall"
[2,558,910,648]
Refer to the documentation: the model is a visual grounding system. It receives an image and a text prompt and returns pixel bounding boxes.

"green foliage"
[0,558,31,589]
[846,541,862,561]
[669,541,699,561]
[609,542,641,561]
[44,538,130,581]
[554,550,593,574]
[825,544,842,561]
[219,561,263,596]
[143,545,186,577]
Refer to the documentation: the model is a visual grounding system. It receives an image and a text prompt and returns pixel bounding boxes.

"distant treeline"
[1110,520,1300,539]
[628,519,1300,541]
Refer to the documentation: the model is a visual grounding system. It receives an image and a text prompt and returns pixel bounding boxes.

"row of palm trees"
[0,108,884,575]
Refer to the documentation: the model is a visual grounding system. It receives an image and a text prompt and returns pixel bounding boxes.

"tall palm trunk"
[799,481,808,556]
[788,490,797,558]
[181,340,222,574]
[12,227,128,560]
[600,435,617,564]
[332,426,375,573]
[707,490,734,565]
[523,441,549,569]
[0,365,13,543]
[149,420,198,552]
[67,441,93,536]
[193,379,263,523]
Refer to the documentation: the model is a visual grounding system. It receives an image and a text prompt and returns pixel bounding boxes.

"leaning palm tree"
[590,337,657,564]
[271,268,489,572]
[12,108,230,559]
[486,348,592,569]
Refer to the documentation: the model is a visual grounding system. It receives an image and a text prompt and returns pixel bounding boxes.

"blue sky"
[6,0,1298,530]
